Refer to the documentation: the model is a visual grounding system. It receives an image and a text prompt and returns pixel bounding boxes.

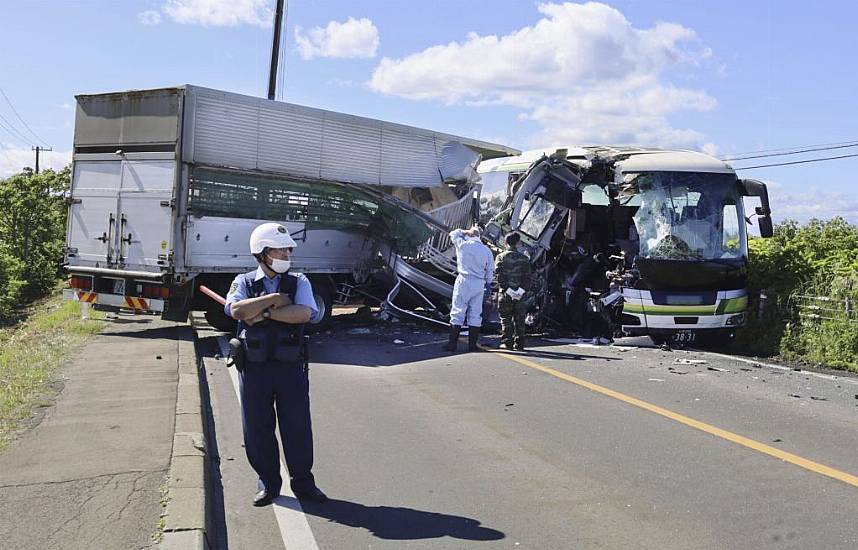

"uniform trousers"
[239,359,315,494]
[450,274,486,327]
[498,294,527,345]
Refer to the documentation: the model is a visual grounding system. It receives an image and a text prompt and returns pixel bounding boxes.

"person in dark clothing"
[566,251,610,342]
[495,232,531,350]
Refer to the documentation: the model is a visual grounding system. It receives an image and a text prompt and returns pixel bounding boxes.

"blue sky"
[1,0,856,222]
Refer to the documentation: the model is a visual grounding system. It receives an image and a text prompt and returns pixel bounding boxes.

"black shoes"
[254,486,328,506]
[468,327,481,351]
[253,489,275,507]
[294,486,328,503]
[445,325,462,352]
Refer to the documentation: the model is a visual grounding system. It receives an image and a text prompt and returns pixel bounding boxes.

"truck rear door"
[116,155,175,267]
[67,158,122,264]
[67,153,176,269]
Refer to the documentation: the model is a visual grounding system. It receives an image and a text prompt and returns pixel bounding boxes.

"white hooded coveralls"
[448,229,495,327]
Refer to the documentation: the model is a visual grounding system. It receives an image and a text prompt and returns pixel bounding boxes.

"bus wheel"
[696,332,735,350]
[649,335,667,347]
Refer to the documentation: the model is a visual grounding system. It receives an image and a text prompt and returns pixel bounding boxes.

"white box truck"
[63,85,517,329]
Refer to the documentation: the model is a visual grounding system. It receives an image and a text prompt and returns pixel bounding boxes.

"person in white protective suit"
[446,225,495,352]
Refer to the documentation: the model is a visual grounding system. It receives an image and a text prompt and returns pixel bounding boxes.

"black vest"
[238,271,306,365]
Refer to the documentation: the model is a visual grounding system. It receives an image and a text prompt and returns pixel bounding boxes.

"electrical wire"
[723,139,858,158]
[723,141,858,161]
[0,111,32,146]
[0,88,49,147]
[733,152,858,170]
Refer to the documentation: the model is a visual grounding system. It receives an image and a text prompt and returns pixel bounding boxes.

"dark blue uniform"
[228,270,317,496]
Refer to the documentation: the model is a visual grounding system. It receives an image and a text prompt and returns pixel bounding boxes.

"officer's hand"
[271,293,293,308]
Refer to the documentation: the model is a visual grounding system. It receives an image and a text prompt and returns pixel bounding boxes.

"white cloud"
[139,10,162,25]
[369,2,716,150]
[295,17,379,60]
[0,146,71,179]
[768,188,858,223]
[162,0,272,27]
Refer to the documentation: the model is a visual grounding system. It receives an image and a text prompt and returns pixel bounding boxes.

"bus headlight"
[726,313,745,326]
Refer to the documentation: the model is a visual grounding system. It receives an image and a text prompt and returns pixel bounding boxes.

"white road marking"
[689,349,858,386]
[218,337,321,550]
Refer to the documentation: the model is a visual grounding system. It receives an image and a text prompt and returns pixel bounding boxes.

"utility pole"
[32,145,52,174]
[267,0,285,100]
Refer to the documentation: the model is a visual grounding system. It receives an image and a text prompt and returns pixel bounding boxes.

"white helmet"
[249,223,298,254]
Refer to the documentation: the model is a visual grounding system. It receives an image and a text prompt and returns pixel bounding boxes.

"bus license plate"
[113,279,125,295]
[672,331,695,344]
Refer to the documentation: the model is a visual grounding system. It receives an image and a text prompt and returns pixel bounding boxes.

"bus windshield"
[630,172,747,261]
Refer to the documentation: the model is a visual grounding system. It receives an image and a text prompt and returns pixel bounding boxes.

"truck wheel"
[204,308,237,333]
[308,282,333,333]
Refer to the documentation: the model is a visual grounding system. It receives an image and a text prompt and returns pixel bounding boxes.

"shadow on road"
[278,497,505,542]
[103,326,188,340]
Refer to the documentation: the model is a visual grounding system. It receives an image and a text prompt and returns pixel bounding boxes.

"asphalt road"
[199,323,858,550]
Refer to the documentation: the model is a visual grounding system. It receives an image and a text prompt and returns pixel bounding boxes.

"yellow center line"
[485,347,858,489]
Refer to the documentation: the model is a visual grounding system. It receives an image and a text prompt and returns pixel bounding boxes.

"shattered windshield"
[630,172,747,261]
[517,195,556,239]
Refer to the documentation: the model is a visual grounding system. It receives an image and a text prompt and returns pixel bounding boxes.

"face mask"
[269,258,291,274]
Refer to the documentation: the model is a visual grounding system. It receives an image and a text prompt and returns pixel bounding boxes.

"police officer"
[446,225,495,352]
[495,232,531,350]
[224,222,327,506]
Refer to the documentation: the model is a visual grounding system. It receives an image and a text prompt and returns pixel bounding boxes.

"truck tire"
[205,307,237,333]
[308,281,333,333]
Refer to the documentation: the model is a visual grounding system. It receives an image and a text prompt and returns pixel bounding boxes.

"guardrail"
[789,293,857,324]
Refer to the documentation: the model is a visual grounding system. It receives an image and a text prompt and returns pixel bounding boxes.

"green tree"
[0,167,71,315]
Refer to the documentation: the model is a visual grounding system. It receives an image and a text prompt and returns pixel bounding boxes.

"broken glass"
[630,172,747,261]
[517,195,557,239]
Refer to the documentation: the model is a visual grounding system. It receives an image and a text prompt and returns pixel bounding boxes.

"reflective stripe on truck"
[63,289,164,313]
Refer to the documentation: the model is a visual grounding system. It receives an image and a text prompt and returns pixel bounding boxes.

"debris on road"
[810,396,828,401]
[789,394,802,398]
[707,366,727,372]
[648,378,665,382]
[675,359,707,365]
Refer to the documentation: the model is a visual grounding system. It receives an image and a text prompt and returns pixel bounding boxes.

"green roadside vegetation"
[0,166,107,451]
[735,217,858,372]
[0,291,104,452]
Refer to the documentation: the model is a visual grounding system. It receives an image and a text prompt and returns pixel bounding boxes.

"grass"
[0,289,104,452]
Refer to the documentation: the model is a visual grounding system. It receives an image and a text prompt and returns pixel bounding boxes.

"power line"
[0,88,49,147]
[733,152,858,170]
[0,111,33,146]
[724,139,858,158]
[723,141,858,161]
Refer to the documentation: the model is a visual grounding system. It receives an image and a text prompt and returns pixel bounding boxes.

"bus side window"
[722,203,740,253]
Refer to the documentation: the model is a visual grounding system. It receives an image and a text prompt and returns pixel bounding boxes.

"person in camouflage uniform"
[495,232,531,350]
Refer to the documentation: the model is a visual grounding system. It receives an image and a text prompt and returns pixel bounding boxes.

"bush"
[0,167,70,322]
[738,217,858,370]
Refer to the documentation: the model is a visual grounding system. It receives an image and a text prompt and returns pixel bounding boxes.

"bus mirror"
[758,215,773,238]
